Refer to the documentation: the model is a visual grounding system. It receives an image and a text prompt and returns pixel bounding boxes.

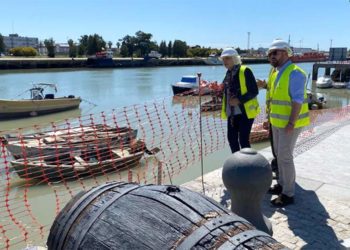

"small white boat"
[333,81,348,89]
[203,53,222,65]
[147,51,162,59]
[347,82,350,89]
[0,83,81,119]
[316,76,333,88]
[171,76,199,95]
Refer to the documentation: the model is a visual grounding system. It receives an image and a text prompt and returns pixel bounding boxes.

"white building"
[55,43,70,54]
[3,34,39,49]
[37,43,47,55]
[257,47,268,55]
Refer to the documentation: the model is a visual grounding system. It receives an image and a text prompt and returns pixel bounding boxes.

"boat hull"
[172,85,194,95]
[4,128,138,159]
[333,83,347,89]
[0,98,81,119]
[203,58,222,65]
[316,84,333,89]
[10,151,144,180]
[200,98,222,112]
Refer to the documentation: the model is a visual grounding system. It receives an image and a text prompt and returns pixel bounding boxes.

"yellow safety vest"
[221,65,260,119]
[266,67,277,117]
[269,63,310,128]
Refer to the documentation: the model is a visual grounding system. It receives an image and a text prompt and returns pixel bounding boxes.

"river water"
[0,63,326,130]
[1,63,348,129]
[1,63,350,248]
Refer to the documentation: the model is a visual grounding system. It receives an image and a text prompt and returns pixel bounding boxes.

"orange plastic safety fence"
[1,93,350,249]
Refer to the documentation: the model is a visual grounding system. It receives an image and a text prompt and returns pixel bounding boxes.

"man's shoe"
[268,184,282,195]
[270,194,294,207]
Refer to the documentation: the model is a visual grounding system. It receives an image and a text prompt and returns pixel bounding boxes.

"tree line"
[0,34,5,54]
[0,31,230,58]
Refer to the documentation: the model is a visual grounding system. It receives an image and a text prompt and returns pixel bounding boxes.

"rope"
[81,98,98,107]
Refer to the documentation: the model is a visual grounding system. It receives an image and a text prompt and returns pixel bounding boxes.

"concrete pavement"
[183,119,350,249]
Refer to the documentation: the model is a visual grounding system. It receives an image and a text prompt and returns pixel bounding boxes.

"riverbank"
[0,57,269,70]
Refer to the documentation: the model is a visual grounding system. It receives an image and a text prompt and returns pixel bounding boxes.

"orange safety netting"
[1,93,350,249]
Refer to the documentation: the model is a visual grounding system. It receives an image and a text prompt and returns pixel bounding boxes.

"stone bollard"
[222,148,273,235]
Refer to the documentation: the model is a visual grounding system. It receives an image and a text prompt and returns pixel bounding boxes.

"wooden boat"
[200,96,223,112]
[2,124,138,159]
[249,128,270,143]
[0,83,81,119]
[10,140,147,181]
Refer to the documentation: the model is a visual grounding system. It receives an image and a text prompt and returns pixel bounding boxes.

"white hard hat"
[268,39,293,57]
[220,48,239,58]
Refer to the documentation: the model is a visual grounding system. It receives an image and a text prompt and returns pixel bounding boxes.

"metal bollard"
[222,148,273,235]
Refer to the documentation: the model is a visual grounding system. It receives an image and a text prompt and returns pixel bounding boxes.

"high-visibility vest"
[269,63,310,128]
[221,65,260,119]
[266,67,277,117]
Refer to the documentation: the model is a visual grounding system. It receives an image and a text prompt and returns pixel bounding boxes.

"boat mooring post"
[197,72,205,194]
[312,63,319,81]
[222,148,273,235]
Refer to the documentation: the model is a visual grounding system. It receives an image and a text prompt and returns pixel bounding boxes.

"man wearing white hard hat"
[265,39,310,207]
[220,47,260,153]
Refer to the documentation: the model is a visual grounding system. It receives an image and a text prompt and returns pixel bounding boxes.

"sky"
[1,0,350,50]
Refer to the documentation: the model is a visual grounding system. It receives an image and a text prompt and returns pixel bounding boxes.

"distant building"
[37,43,47,55]
[329,47,347,61]
[257,47,268,55]
[291,47,313,55]
[3,34,39,50]
[55,43,70,55]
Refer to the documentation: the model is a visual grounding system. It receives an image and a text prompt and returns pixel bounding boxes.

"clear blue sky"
[1,0,350,50]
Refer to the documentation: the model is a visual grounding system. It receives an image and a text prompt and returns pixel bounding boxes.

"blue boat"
[171,75,198,95]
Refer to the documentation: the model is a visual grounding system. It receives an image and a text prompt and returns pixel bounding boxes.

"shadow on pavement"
[262,183,341,249]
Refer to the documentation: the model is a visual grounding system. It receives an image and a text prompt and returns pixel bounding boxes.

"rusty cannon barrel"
[47,182,286,250]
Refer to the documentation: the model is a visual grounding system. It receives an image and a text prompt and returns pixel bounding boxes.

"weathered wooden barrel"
[47,182,286,250]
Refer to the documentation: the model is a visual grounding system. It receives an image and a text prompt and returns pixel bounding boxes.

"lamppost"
[247,32,250,55]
